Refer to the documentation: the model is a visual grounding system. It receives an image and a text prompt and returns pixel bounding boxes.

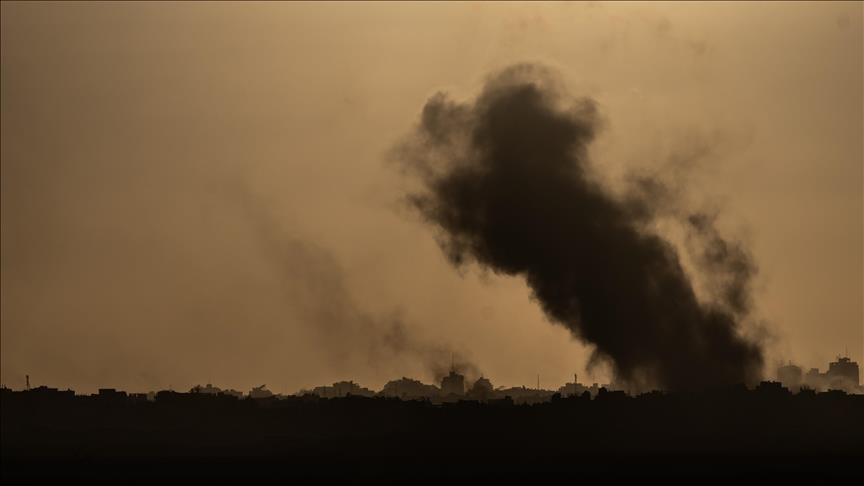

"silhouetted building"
[802,356,860,393]
[804,367,826,391]
[128,393,150,402]
[249,385,274,399]
[191,383,222,395]
[97,388,127,398]
[826,356,859,390]
[26,386,74,400]
[466,376,494,401]
[310,381,375,398]
[441,370,465,397]
[496,385,555,404]
[381,378,439,400]
[558,381,590,398]
[595,387,629,402]
[777,362,803,391]
[221,389,244,399]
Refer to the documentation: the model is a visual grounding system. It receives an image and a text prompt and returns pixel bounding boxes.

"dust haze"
[1,2,860,393]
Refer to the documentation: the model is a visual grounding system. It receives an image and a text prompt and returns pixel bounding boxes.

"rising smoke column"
[399,64,763,391]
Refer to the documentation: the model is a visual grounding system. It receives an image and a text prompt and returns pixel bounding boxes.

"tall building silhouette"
[826,356,859,389]
[777,362,803,390]
[441,370,465,396]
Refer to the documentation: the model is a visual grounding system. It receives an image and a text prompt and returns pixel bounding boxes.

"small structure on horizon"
[249,384,274,399]
[190,383,222,395]
[309,381,375,398]
[381,377,440,400]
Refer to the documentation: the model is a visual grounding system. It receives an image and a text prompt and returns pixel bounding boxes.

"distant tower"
[777,362,803,390]
[826,356,860,390]
[441,369,465,396]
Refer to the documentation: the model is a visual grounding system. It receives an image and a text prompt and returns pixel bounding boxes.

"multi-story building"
[441,370,465,396]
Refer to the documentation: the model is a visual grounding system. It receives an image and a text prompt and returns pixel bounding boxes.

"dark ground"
[2,386,862,482]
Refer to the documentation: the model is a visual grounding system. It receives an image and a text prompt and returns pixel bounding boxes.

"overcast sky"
[2,2,861,393]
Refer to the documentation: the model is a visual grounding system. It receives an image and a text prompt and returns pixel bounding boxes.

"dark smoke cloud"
[626,175,758,319]
[398,64,763,391]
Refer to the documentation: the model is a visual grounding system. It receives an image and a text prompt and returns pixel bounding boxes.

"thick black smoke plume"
[399,64,763,391]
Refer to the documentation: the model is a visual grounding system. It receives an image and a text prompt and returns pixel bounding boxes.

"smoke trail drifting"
[233,185,481,385]
[398,64,763,391]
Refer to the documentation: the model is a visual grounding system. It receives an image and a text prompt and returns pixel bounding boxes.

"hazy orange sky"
[2,2,861,394]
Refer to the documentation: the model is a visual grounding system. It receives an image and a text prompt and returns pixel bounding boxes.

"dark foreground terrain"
[2,385,862,482]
